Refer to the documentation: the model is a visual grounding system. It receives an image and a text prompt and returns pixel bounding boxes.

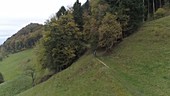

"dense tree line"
[36,0,170,72]
[1,0,169,72]
[144,0,165,19]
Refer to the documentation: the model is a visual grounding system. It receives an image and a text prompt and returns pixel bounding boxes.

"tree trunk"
[160,0,162,7]
[143,0,145,22]
[148,0,150,19]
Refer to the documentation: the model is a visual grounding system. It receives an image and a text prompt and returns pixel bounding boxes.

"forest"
[35,0,170,72]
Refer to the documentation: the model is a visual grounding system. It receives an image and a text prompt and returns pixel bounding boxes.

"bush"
[0,72,4,84]
[0,56,2,62]
[154,8,166,19]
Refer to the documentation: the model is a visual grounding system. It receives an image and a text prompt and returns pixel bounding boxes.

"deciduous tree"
[98,13,122,51]
[37,14,86,72]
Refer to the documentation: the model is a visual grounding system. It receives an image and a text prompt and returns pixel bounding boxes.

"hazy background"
[0,0,86,44]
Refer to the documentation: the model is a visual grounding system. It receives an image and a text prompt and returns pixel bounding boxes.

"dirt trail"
[96,58,109,68]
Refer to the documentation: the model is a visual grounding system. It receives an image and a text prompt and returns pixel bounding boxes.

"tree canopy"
[73,0,84,30]
[56,6,67,19]
[37,14,86,72]
[98,13,122,50]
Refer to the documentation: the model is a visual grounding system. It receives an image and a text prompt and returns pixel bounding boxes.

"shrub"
[0,56,2,61]
[0,72,4,84]
[154,8,166,19]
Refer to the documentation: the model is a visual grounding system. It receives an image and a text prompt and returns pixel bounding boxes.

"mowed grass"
[0,49,35,96]
[17,16,170,96]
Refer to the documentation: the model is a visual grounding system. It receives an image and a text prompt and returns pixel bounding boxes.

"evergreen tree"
[73,0,84,31]
[56,6,67,19]
[123,0,144,35]
[82,0,91,15]
[103,0,144,36]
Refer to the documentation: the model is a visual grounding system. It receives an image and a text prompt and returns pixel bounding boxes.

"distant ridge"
[1,23,44,53]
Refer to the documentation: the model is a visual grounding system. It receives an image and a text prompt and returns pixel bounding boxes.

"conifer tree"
[73,0,84,31]
[56,6,67,19]
[82,0,91,15]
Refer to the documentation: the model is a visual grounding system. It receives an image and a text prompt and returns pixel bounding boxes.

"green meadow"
[0,49,34,96]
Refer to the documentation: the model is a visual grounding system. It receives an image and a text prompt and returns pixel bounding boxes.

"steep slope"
[18,16,170,95]
[0,49,35,81]
[0,76,32,96]
[0,23,43,96]
[0,49,35,96]
[19,54,132,96]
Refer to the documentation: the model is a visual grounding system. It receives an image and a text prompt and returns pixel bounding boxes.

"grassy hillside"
[0,49,35,96]
[0,49,34,81]
[0,76,32,96]
[17,16,170,96]
[18,54,131,96]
